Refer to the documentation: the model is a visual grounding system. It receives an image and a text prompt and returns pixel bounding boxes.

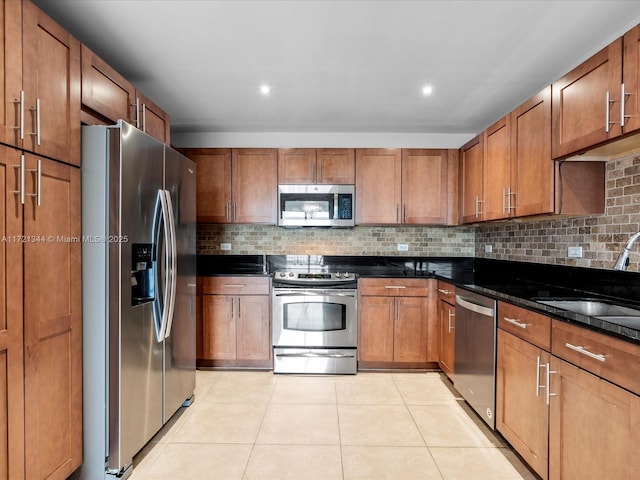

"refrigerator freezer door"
[108,122,165,472]
[163,146,197,421]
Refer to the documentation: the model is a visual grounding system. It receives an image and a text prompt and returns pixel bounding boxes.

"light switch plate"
[397,243,409,251]
[220,243,232,251]
[485,245,493,253]
[568,246,583,258]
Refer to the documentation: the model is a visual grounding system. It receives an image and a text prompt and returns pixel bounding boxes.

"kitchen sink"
[534,299,640,317]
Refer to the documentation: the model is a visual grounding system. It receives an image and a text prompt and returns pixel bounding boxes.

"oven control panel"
[273,271,356,286]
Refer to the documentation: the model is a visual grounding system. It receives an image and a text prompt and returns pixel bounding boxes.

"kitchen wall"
[475,154,640,271]
[197,224,475,256]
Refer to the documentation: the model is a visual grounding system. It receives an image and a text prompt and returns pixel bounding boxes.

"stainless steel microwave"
[278,184,355,227]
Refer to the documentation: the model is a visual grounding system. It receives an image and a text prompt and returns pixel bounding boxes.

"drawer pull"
[565,342,606,362]
[438,288,453,295]
[385,285,406,289]
[223,284,246,288]
[503,317,528,329]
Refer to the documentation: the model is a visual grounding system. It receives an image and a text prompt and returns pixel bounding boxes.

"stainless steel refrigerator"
[77,120,196,479]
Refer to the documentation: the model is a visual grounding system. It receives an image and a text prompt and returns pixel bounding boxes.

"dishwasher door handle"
[455,295,494,317]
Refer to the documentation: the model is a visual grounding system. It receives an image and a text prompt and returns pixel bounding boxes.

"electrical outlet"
[568,246,583,258]
[397,243,409,252]
[220,243,232,251]
[485,245,493,253]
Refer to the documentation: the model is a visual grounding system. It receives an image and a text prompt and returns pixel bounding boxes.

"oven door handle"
[273,291,356,297]
[275,352,356,359]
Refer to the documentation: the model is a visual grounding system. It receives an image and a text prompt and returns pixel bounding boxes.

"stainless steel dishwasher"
[454,289,497,429]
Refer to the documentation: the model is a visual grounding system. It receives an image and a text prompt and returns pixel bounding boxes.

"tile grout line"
[239,372,278,480]
[392,372,447,480]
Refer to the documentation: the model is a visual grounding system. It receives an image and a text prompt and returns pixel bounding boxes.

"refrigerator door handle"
[152,189,171,342]
[163,189,178,339]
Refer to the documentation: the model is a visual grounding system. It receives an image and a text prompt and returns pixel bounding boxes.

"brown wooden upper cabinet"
[552,38,622,159]
[80,45,171,144]
[10,0,81,166]
[186,148,277,224]
[356,148,454,225]
[278,148,355,184]
[460,135,484,223]
[483,115,512,221]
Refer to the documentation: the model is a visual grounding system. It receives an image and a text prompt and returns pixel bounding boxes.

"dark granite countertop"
[197,254,640,344]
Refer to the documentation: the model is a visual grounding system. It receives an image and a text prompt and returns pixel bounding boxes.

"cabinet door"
[278,148,316,184]
[401,149,448,224]
[552,38,623,159]
[23,157,81,479]
[136,90,170,144]
[460,135,484,223]
[483,116,511,221]
[0,0,23,148]
[439,299,455,378]
[232,148,277,224]
[622,25,640,134]
[22,1,81,166]
[186,148,232,223]
[201,295,236,360]
[236,295,270,361]
[80,44,135,125]
[0,146,24,480]
[549,357,640,480]
[317,148,355,184]
[394,297,429,363]
[359,296,394,362]
[355,148,401,224]
[497,330,549,480]
[511,87,554,217]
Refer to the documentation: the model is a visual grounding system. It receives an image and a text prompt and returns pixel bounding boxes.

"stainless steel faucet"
[613,231,640,271]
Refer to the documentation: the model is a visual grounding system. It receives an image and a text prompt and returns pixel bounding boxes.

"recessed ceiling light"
[260,85,271,95]
[421,85,433,96]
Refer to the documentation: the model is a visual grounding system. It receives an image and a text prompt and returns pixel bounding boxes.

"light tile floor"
[129,371,538,480]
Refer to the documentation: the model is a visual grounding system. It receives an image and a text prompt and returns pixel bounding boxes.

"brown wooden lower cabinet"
[437,281,455,378]
[0,146,83,478]
[497,329,549,479]
[358,278,433,368]
[23,156,82,479]
[198,277,271,368]
[549,357,640,479]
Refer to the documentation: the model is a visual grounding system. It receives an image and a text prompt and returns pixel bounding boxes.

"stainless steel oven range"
[272,271,358,374]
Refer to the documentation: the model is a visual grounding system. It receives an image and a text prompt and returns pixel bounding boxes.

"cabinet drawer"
[437,281,455,303]
[551,319,640,395]
[498,302,551,351]
[202,276,270,295]
[359,278,429,297]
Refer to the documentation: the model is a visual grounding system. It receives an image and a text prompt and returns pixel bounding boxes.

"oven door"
[272,288,357,347]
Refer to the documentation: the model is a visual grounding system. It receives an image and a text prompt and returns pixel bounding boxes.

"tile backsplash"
[197,224,475,257]
[476,154,640,271]
[197,154,640,272]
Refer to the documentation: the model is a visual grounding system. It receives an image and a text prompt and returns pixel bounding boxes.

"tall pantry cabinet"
[0,1,82,479]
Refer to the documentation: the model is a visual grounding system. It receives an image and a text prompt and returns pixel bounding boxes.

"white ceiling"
[32,0,640,147]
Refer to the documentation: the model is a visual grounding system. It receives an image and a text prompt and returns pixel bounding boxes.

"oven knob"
[343,272,351,278]
[288,272,295,277]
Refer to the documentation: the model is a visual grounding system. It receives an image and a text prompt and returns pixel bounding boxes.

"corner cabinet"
[358,278,436,368]
[199,276,271,368]
[185,148,277,224]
